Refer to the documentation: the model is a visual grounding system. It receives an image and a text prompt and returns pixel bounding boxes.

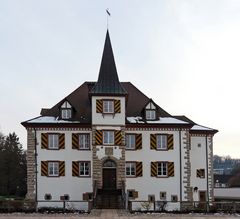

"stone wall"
[25,129,36,200]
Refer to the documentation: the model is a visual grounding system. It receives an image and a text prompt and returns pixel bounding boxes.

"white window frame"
[157,162,168,177]
[156,135,167,150]
[103,100,114,113]
[48,134,59,149]
[79,162,90,176]
[48,162,59,176]
[103,131,114,145]
[126,134,136,149]
[126,162,136,177]
[146,109,156,120]
[79,134,90,149]
[61,101,72,119]
[61,109,72,119]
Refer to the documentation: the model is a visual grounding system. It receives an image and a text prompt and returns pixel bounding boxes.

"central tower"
[90,30,127,190]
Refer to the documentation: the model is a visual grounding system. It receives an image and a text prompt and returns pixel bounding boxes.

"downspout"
[205,135,209,211]
[34,128,38,203]
[179,129,182,211]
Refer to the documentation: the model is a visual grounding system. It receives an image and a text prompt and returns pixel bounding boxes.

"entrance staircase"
[96,189,123,209]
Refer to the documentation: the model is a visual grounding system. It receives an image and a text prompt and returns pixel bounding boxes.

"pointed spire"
[90,30,127,95]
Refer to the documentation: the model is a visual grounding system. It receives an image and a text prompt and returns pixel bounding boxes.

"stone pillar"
[25,129,36,200]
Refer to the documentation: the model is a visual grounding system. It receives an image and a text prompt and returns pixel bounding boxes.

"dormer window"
[145,101,157,120]
[61,101,72,119]
[103,100,114,113]
[146,110,156,120]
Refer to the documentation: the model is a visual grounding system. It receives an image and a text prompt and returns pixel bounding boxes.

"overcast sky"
[0,0,240,158]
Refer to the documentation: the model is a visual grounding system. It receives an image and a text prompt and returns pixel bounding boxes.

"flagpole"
[106,9,111,29]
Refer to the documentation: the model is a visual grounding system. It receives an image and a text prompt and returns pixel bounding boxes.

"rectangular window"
[48,162,59,176]
[126,134,136,149]
[48,134,59,149]
[171,195,178,202]
[79,162,90,176]
[146,110,156,120]
[103,100,114,113]
[157,162,168,177]
[103,131,114,145]
[126,162,136,177]
[156,135,167,150]
[61,109,72,119]
[79,134,90,149]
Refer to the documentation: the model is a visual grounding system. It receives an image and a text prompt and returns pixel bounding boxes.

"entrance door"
[199,191,206,208]
[103,168,116,190]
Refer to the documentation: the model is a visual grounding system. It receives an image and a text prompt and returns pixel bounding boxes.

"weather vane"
[106,8,111,29]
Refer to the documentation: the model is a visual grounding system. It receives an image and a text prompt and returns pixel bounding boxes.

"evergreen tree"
[0,132,27,197]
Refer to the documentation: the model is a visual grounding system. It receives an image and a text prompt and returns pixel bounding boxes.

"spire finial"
[106,9,111,29]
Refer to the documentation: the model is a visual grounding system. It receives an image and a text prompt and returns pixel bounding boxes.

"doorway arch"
[102,159,117,190]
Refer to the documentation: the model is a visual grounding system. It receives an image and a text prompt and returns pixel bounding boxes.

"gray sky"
[0,0,240,158]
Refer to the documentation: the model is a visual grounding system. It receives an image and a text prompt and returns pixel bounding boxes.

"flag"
[106,9,111,16]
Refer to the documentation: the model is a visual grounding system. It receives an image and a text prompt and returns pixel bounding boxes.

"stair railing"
[121,180,126,209]
[93,180,98,208]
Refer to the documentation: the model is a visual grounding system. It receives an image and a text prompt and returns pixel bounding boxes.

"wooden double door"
[103,168,116,190]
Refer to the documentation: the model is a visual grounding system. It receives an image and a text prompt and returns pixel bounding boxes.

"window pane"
[103,100,114,113]
[103,131,114,144]
[79,134,90,149]
[48,162,59,176]
[48,134,59,149]
[126,163,136,176]
[62,109,71,119]
[146,110,156,120]
[126,135,135,149]
[157,135,167,149]
[157,162,167,176]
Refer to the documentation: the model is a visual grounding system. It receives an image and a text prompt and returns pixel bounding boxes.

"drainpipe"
[34,128,38,203]
[179,129,182,211]
[205,135,209,212]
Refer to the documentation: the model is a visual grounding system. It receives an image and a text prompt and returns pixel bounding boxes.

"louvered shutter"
[72,133,79,149]
[114,99,121,113]
[136,134,142,150]
[59,161,65,176]
[41,161,48,176]
[115,130,122,145]
[167,134,174,150]
[168,162,174,177]
[96,99,103,113]
[151,162,157,177]
[150,134,157,150]
[95,130,102,145]
[72,161,79,177]
[136,162,143,177]
[41,133,48,149]
[59,134,65,149]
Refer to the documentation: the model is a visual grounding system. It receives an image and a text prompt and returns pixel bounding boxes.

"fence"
[128,200,240,213]
[0,200,91,213]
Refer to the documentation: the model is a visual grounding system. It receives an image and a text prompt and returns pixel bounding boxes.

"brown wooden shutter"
[95,130,102,145]
[59,134,65,149]
[72,133,79,149]
[59,161,65,176]
[41,133,48,149]
[96,99,103,113]
[41,161,48,176]
[168,162,174,177]
[150,134,156,150]
[114,99,121,113]
[72,161,79,177]
[136,134,142,150]
[151,162,157,177]
[167,134,174,150]
[115,130,122,145]
[136,162,143,177]
[133,191,139,199]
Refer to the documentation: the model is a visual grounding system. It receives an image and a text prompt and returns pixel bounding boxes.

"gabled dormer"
[144,99,158,120]
[60,100,72,120]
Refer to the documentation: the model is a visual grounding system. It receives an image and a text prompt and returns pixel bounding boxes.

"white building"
[22,30,218,211]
